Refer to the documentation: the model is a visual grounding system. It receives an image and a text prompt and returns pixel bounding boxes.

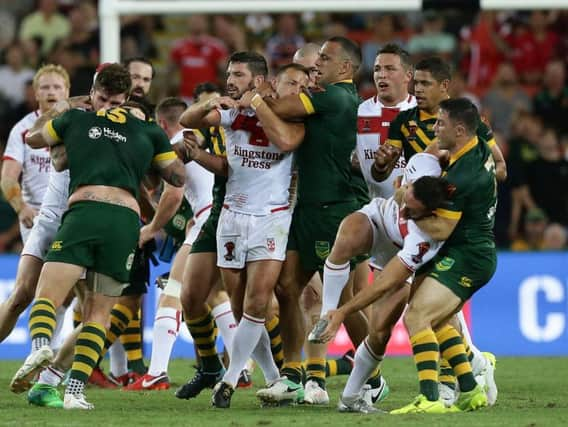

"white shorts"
[19,221,33,245]
[183,205,212,246]
[216,207,292,269]
[357,200,413,284]
[21,213,61,260]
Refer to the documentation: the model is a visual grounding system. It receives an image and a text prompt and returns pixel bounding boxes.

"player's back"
[297,82,359,204]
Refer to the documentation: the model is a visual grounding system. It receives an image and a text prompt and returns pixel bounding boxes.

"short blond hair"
[33,64,71,90]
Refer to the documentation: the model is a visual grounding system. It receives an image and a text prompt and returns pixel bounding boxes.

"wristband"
[250,94,264,111]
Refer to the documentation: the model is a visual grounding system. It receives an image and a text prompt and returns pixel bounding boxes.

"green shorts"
[190,209,220,254]
[46,201,139,283]
[288,200,360,273]
[421,242,497,301]
[122,242,153,296]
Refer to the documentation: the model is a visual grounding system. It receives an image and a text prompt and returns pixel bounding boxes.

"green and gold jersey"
[297,81,359,205]
[351,168,370,207]
[194,125,227,216]
[48,108,175,199]
[436,136,497,247]
[386,106,496,161]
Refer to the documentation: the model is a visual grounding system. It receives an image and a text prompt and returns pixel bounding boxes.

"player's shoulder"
[393,106,418,124]
[12,110,40,131]
[358,96,378,113]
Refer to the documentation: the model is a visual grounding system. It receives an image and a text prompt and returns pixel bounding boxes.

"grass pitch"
[1,357,567,426]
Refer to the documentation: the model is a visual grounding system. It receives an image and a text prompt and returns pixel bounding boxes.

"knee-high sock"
[222,313,265,387]
[251,328,280,384]
[29,298,57,351]
[211,302,237,355]
[148,307,181,376]
[305,357,327,388]
[121,309,146,374]
[321,260,350,316]
[436,325,476,393]
[186,306,223,373]
[51,305,67,351]
[265,316,284,369]
[67,322,106,395]
[342,339,382,399]
[410,328,439,401]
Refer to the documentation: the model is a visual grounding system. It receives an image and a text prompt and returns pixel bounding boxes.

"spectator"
[0,43,35,106]
[524,128,568,227]
[265,14,304,73]
[361,15,403,79]
[460,11,509,89]
[542,223,568,250]
[510,207,548,251]
[407,11,456,61]
[507,11,559,85]
[533,60,568,138]
[213,16,247,53]
[169,15,228,101]
[64,4,99,67]
[19,0,70,57]
[482,62,531,138]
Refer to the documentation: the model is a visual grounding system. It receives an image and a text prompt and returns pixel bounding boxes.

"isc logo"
[519,275,565,342]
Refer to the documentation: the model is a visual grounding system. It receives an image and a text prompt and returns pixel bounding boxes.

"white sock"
[342,339,383,399]
[222,313,264,387]
[148,307,180,376]
[37,366,65,386]
[321,259,350,316]
[211,301,237,355]
[50,306,67,351]
[109,340,128,377]
[457,311,486,375]
[251,329,280,384]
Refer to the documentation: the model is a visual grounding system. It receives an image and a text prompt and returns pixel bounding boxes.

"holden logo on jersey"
[411,242,431,264]
[224,241,236,261]
[88,126,102,139]
[267,238,275,252]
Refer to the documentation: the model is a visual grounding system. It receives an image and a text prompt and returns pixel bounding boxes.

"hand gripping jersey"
[2,110,51,210]
[219,108,293,215]
[356,95,416,199]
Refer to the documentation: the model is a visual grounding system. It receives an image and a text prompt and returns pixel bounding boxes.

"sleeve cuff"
[153,151,178,163]
[435,208,462,220]
[299,93,315,115]
[46,120,61,142]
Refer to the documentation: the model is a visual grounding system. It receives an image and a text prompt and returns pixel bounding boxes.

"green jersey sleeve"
[299,84,347,115]
[385,110,407,150]
[47,109,80,143]
[477,118,496,147]
[150,123,177,163]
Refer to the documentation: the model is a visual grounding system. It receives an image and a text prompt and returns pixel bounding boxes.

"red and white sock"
[148,307,180,376]
[38,366,65,387]
[212,301,237,355]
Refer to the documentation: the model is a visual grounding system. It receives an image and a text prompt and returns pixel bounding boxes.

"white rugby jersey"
[378,152,443,271]
[2,111,51,209]
[219,108,293,215]
[356,94,416,199]
[39,169,70,221]
[171,130,214,217]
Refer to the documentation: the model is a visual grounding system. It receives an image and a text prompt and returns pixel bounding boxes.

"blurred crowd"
[1,0,567,252]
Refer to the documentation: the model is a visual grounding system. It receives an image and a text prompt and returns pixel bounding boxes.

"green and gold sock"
[305,357,326,388]
[410,328,439,401]
[326,352,353,376]
[29,298,57,351]
[281,362,303,384]
[436,325,476,393]
[121,309,146,374]
[186,307,223,373]
[265,316,284,369]
[69,322,106,384]
[439,357,457,388]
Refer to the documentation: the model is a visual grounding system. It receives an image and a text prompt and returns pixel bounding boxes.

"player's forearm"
[179,100,214,129]
[0,179,25,214]
[148,184,184,232]
[253,96,304,152]
[263,96,307,121]
[26,102,70,148]
[159,159,186,188]
[416,216,456,241]
[194,151,228,177]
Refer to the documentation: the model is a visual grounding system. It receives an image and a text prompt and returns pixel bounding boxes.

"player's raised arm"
[371,143,401,182]
[183,132,228,177]
[489,141,507,182]
[179,96,236,129]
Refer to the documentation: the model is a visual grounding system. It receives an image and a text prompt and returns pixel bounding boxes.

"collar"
[419,109,438,121]
[448,136,478,167]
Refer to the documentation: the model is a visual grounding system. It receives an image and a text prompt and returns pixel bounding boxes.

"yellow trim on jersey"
[46,120,61,142]
[212,127,226,157]
[486,137,497,148]
[449,136,478,167]
[387,139,403,149]
[435,208,462,220]
[153,151,177,163]
[299,93,315,115]
[416,128,435,147]
[419,109,438,121]
[334,79,354,84]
